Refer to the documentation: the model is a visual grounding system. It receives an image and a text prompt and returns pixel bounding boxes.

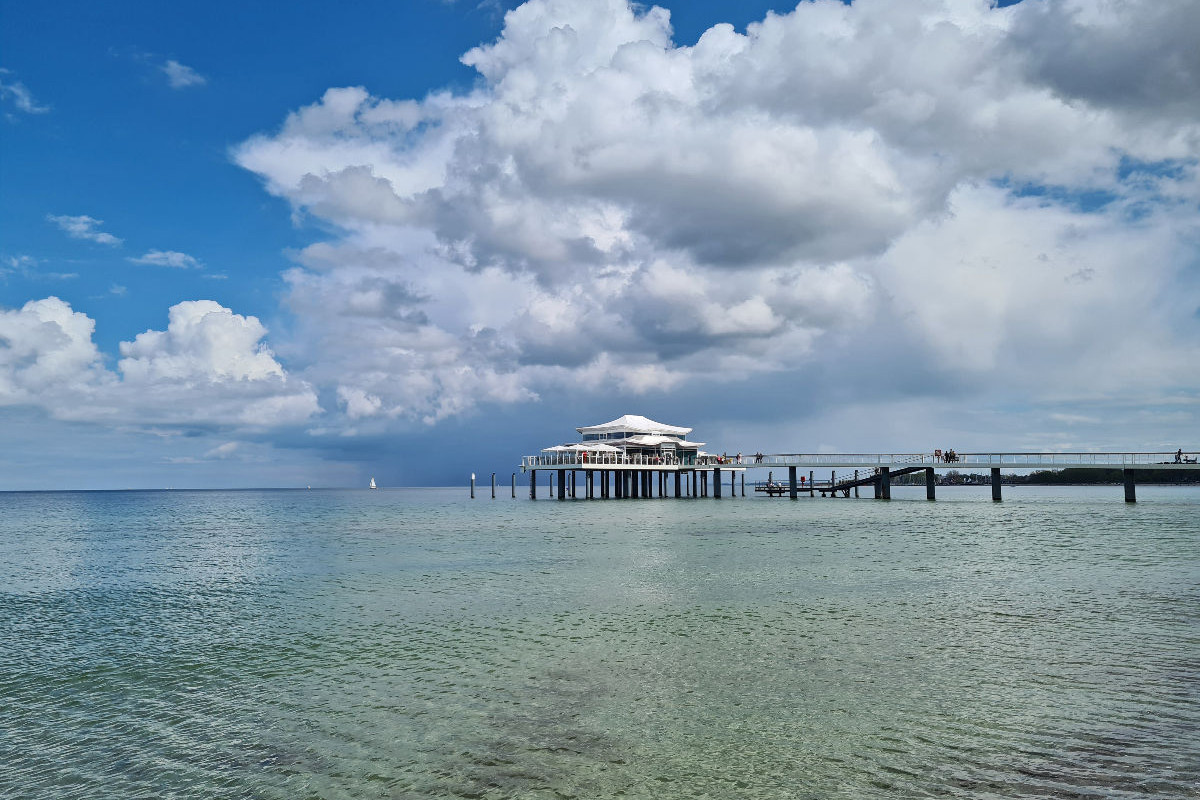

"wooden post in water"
[991,468,1002,502]
[529,469,537,500]
[714,467,722,498]
[926,467,936,501]
[675,471,682,498]
[1124,470,1136,503]
[558,469,566,501]
[491,472,496,499]
[731,470,736,498]
[830,470,835,498]
[789,466,798,499]
[470,473,475,499]
[512,473,516,498]
[809,470,815,497]
[880,467,891,500]
[741,472,745,497]
[854,470,860,498]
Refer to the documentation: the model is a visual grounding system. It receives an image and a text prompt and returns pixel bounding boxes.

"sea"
[1,485,1197,799]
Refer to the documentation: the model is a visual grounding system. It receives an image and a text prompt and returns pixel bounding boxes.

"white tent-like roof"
[576,414,692,437]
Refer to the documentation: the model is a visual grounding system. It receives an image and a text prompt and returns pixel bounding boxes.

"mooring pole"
[809,470,815,497]
[470,473,475,499]
[530,470,537,500]
[1124,469,1136,503]
[789,466,798,499]
[854,469,860,498]
[491,472,496,499]
[926,467,936,501]
[991,468,1002,502]
[512,473,516,498]
[741,472,745,496]
[880,467,891,500]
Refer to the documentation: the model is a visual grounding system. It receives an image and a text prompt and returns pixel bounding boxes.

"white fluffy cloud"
[162,59,206,89]
[228,0,1198,430]
[0,69,50,114]
[0,297,318,427]
[46,214,123,246]
[129,249,202,268]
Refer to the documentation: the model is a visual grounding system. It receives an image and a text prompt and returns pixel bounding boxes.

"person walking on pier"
[1176,448,1184,463]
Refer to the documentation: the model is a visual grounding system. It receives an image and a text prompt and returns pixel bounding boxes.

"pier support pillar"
[809,470,815,497]
[789,466,798,499]
[558,470,566,501]
[1124,470,1136,503]
[991,468,1002,502]
[880,467,891,500]
[714,467,722,498]
[675,471,681,498]
[854,470,860,498]
[700,471,707,497]
[616,472,623,499]
[741,473,745,497]
[586,471,593,500]
[926,467,936,501]
[530,470,536,500]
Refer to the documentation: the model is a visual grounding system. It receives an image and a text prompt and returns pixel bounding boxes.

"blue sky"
[2,0,1198,489]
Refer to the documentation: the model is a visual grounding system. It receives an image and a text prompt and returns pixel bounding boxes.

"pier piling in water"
[991,468,1002,502]
[880,467,891,500]
[491,472,496,499]
[926,467,936,501]
[1124,470,1136,503]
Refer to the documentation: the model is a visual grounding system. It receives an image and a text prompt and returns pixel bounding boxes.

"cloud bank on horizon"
[3,0,1199,472]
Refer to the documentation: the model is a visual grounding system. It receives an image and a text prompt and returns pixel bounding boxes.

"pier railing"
[746,452,1195,468]
[522,452,1198,470]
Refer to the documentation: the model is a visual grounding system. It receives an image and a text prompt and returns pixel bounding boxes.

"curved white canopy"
[577,414,692,437]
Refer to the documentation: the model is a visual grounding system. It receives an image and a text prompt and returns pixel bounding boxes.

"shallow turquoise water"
[1,486,1198,798]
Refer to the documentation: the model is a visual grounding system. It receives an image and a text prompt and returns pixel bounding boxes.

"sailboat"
[369,477,377,489]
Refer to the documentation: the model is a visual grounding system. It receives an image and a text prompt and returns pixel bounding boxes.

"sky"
[1,0,1198,490]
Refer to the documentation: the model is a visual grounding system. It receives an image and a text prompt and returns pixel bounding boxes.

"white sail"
[369,477,377,489]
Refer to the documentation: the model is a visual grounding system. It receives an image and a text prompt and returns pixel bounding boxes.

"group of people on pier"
[934,448,959,463]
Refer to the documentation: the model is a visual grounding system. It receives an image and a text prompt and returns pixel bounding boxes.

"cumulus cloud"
[129,249,202,268]
[0,69,50,114]
[0,297,318,428]
[46,214,123,246]
[230,0,1199,431]
[162,59,206,89]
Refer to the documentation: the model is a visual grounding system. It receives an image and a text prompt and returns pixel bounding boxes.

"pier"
[519,451,1199,503]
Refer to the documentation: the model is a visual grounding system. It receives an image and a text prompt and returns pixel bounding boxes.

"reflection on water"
[1,486,1197,798]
